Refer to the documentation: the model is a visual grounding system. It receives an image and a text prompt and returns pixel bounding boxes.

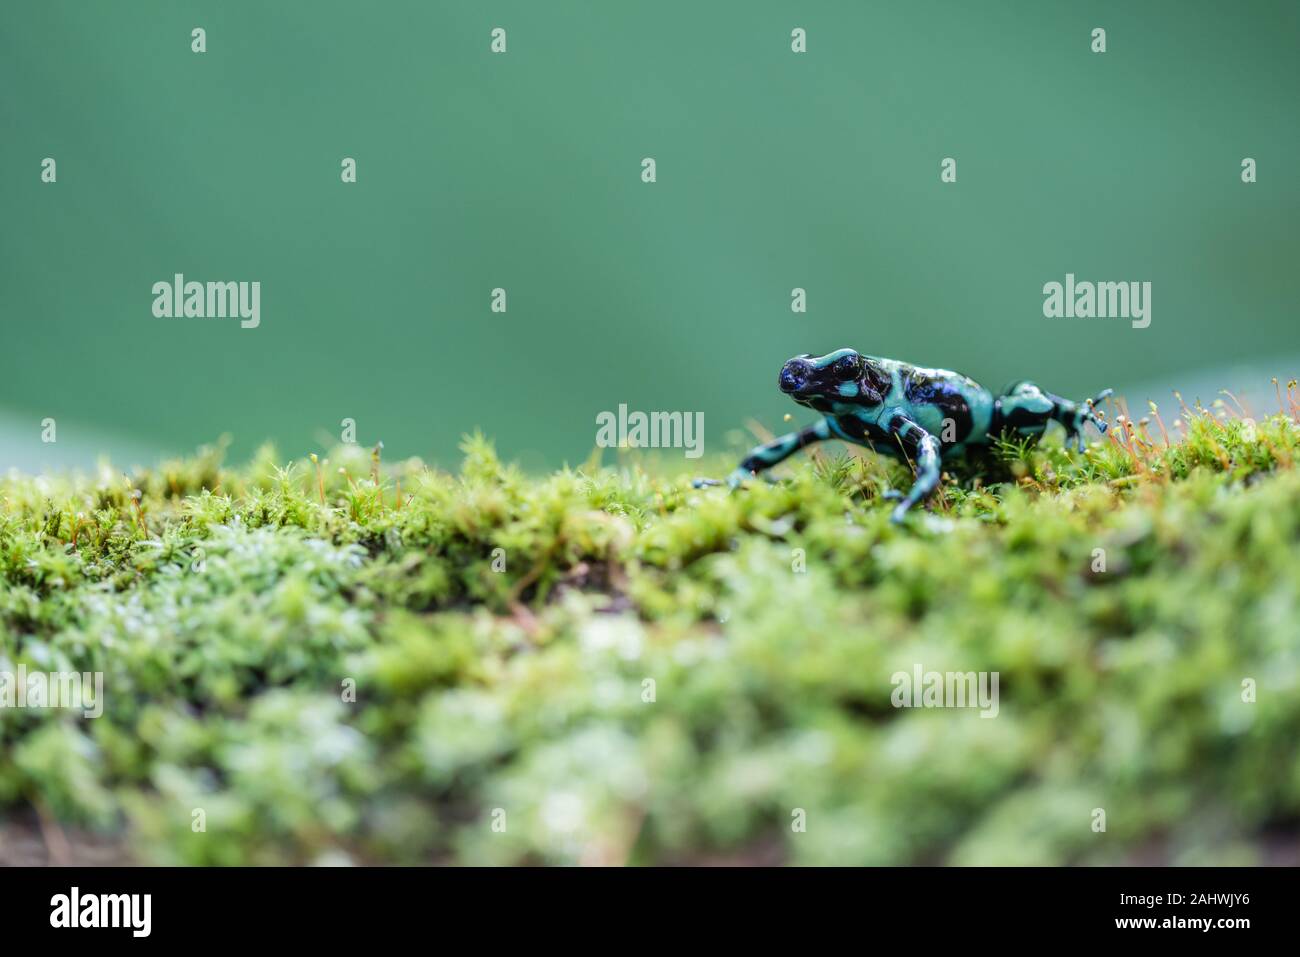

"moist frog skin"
[700,348,1111,523]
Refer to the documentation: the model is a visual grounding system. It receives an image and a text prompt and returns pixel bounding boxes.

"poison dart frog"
[697,349,1111,524]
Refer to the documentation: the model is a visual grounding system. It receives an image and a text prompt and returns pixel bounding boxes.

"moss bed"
[2,392,1299,864]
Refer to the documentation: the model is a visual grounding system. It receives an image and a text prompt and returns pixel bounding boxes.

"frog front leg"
[880,411,943,524]
[693,418,832,489]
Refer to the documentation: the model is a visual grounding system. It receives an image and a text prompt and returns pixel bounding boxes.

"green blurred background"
[2,0,1297,471]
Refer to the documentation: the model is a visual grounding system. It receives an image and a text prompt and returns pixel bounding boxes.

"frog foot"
[880,488,915,523]
[1084,389,1113,433]
[1064,388,1113,452]
[692,468,757,491]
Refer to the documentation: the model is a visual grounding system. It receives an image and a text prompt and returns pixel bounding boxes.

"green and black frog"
[699,349,1112,523]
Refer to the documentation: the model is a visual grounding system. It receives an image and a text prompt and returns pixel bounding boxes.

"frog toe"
[1086,389,1112,432]
[693,468,755,490]
[725,468,754,490]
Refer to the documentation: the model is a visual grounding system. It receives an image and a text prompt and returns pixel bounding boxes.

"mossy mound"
[2,397,1299,864]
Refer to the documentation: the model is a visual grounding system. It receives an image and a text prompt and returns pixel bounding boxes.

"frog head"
[779,349,887,412]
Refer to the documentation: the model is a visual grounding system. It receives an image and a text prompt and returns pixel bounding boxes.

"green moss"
[2,402,1299,865]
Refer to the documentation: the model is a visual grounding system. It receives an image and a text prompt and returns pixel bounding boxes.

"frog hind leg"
[994,382,1112,453]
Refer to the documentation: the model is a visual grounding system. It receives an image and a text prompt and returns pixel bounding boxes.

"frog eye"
[833,355,860,379]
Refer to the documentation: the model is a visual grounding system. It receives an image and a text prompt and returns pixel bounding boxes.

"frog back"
[884,359,995,453]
